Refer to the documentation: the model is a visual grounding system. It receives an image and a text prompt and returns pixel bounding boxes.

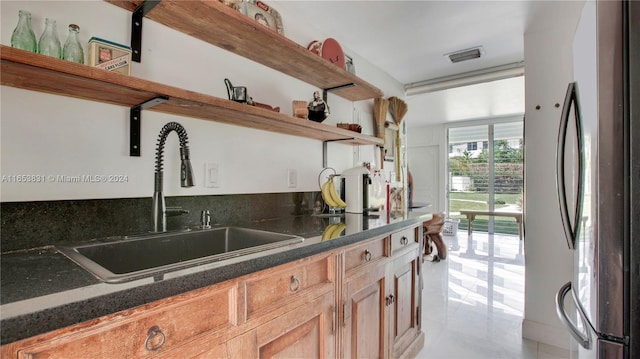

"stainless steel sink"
[57,227,304,283]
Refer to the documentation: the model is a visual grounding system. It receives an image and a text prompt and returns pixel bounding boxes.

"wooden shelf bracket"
[130,96,169,156]
[131,0,161,62]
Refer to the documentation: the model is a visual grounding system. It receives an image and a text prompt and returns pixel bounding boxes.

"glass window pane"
[447,121,523,236]
[493,122,524,235]
[448,125,489,234]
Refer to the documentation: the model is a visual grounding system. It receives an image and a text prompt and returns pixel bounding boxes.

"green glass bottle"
[38,18,61,58]
[63,24,84,64]
[10,10,37,52]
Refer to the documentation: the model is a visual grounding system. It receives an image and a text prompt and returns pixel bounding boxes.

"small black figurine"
[307,91,330,122]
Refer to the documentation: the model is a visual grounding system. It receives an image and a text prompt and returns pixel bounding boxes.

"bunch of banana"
[320,176,347,208]
[321,222,347,241]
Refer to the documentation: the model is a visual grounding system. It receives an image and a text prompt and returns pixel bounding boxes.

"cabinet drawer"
[390,227,418,254]
[243,254,333,319]
[18,283,237,358]
[344,235,387,273]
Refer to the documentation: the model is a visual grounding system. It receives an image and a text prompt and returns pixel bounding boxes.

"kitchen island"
[1,211,430,358]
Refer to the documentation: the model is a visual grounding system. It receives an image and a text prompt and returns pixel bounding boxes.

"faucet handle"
[166,207,189,217]
[201,210,211,229]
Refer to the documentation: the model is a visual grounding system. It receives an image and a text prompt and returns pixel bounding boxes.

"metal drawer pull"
[144,325,166,351]
[385,294,395,306]
[400,236,408,245]
[290,275,300,292]
[364,250,372,262]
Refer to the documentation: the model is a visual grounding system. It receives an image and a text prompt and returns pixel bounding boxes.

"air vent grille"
[447,46,484,63]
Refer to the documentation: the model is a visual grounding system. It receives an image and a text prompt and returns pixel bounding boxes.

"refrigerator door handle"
[556,82,585,249]
[555,281,592,349]
[557,82,576,249]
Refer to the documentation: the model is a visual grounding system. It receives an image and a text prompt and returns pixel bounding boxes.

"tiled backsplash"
[1,192,321,252]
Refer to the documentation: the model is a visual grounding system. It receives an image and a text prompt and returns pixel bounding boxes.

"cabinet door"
[241,252,334,322]
[343,259,388,359]
[389,248,423,359]
[14,282,238,359]
[228,290,336,359]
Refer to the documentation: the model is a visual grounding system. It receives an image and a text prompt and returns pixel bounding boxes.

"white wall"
[406,124,446,212]
[405,1,586,350]
[522,0,584,349]
[0,1,404,202]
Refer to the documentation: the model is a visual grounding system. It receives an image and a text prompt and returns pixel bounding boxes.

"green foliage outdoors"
[447,139,524,236]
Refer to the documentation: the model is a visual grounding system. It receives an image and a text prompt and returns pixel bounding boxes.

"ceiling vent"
[446,46,485,63]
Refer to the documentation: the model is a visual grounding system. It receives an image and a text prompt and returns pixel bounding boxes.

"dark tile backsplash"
[1,192,321,253]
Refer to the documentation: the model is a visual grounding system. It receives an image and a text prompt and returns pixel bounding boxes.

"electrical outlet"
[287,169,297,188]
[205,163,221,188]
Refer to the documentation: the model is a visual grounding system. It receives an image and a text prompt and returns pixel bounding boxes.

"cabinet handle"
[343,302,348,328]
[400,236,408,245]
[364,250,372,262]
[385,294,395,307]
[144,325,166,351]
[331,305,336,334]
[289,275,300,292]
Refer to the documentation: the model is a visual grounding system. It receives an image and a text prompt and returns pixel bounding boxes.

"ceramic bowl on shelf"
[337,123,362,133]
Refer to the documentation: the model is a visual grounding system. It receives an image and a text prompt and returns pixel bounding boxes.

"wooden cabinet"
[342,257,389,358]
[229,252,337,358]
[228,290,336,358]
[240,252,334,322]
[1,225,424,359]
[10,281,239,359]
[339,225,423,359]
[390,227,418,255]
[389,247,423,358]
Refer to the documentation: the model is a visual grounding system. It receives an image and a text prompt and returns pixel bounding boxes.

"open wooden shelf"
[105,0,384,102]
[1,46,383,146]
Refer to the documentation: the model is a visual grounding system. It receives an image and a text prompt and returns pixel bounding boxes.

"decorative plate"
[241,0,284,35]
[307,38,346,69]
[320,38,345,69]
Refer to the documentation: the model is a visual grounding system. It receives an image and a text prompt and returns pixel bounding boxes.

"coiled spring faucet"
[152,122,194,232]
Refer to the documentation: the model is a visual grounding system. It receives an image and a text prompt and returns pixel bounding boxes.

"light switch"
[287,169,297,188]
[205,163,221,188]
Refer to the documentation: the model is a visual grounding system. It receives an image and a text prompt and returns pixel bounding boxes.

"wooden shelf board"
[0,46,383,146]
[104,0,383,101]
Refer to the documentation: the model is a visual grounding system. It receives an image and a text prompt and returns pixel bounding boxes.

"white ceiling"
[272,0,535,127]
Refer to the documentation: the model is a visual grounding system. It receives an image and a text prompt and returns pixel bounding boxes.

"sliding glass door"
[447,120,523,235]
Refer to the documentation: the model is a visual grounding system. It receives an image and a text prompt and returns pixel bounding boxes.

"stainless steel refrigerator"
[555,0,638,358]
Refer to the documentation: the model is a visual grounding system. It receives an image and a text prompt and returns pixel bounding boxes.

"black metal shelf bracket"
[130,96,169,156]
[322,138,356,167]
[323,83,356,102]
[131,0,161,62]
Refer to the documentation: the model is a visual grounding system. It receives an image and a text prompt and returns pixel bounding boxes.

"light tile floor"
[415,231,570,359]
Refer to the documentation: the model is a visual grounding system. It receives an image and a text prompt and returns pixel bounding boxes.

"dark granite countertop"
[0,211,431,345]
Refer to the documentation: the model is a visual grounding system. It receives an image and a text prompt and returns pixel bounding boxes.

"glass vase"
[63,24,84,64]
[38,18,61,58]
[11,10,37,52]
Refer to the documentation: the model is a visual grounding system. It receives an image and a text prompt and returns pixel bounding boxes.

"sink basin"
[57,227,304,283]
